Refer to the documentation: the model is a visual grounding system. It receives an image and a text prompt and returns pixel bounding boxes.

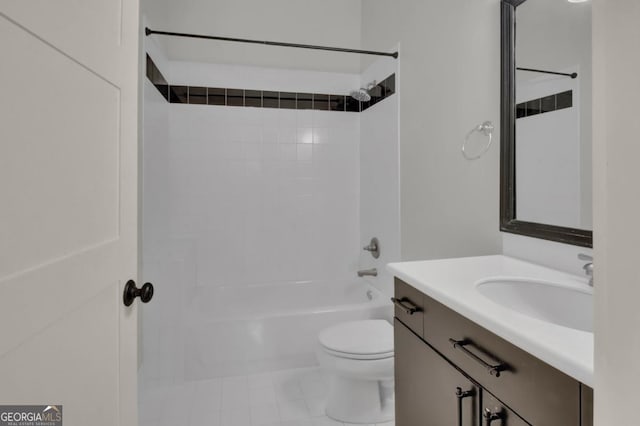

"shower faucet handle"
[363,240,378,251]
[362,237,380,259]
[578,253,594,286]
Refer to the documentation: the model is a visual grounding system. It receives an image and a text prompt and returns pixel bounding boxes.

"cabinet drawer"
[420,289,581,426]
[393,278,425,337]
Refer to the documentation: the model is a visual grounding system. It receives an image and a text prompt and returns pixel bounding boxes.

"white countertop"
[387,255,594,386]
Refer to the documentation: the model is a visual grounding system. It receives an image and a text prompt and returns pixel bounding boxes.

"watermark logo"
[0,405,62,426]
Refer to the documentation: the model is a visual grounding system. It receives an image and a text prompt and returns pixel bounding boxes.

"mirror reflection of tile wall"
[515,0,592,230]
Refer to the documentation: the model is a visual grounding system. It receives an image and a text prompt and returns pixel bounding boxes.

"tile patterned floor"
[140,367,394,426]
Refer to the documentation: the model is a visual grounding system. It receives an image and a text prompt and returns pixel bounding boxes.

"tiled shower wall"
[165,104,361,286]
[358,56,400,297]
[142,59,362,384]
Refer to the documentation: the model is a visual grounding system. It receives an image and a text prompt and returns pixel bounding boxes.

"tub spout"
[357,268,378,277]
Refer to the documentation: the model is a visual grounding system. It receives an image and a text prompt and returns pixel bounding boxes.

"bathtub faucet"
[357,268,378,277]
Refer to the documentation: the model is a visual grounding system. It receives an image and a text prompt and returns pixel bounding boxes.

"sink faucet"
[357,268,378,277]
[578,253,593,286]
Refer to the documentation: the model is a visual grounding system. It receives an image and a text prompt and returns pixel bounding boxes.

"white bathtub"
[183,280,391,380]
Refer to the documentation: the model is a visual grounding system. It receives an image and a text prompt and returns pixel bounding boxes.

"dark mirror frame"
[500,0,593,248]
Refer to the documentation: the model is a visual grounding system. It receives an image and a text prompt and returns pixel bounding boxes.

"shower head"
[367,84,382,98]
[349,80,380,102]
[350,88,371,102]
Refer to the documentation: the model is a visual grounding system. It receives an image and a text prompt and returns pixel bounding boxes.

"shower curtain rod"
[516,67,578,79]
[145,28,399,59]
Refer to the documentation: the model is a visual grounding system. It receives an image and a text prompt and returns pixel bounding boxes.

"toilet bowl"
[316,320,395,424]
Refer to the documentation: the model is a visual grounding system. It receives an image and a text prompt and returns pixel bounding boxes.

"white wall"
[141,61,362,384]
[359,57,401,297]
[505,0,593,271]
[163,63,361,287]
[593,1,640,424]
[141,0,170,36]
[516,0,591,85]
[142,35,172,253]
[170,61,359,94]
[141,0,363,73]
[165,103,361,287]
[516,75,583,229]
[516,0,592,230]
[141,36,185,386]
[361,0,503,261]
[517,0,592,227]
[503,234,593,277]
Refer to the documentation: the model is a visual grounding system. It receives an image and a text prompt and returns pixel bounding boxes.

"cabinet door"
[482,392,530,426]
[581,385,593,426]
[395,319,479,426]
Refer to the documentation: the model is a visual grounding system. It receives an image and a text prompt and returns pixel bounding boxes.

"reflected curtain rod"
[517,67,578,79]
[145,28,399,59]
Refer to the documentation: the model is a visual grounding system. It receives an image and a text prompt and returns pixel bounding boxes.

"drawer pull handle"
[449,338,507,377]
[391,297,421,315]
[483,408,503,425]
[456,387,474,426]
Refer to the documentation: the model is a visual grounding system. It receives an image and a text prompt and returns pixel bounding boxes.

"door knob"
[123,280,154,306]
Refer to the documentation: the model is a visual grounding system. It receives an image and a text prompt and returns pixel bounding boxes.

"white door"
[0,0,140,425]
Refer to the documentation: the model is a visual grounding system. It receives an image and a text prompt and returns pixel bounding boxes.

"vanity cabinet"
[394,278,593,426]
[395,319,479,425]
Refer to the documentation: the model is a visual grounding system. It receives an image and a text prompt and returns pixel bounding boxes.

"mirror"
[500,0,592,247]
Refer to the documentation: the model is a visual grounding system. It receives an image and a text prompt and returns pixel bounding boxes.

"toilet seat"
[319,320,393,360]
[322,347,394,360]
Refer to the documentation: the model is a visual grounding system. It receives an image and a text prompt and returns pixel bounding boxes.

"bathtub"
[183,279,392,380]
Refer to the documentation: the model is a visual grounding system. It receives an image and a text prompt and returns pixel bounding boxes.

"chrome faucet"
[363,237,380,259]
[578,253,593,286]
[357,268,378,277]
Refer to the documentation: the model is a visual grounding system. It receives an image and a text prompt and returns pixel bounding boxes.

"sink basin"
[476,278,593,332]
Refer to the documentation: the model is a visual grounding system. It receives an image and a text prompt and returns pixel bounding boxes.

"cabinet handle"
[483,408,503,425]
[390,297,421,315]
[449,338,507,377]
[456,387,474,426]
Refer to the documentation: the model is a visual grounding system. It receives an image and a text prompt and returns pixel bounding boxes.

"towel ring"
[462,121,494,160]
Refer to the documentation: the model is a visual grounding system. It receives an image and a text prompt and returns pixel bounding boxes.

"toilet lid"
[319,320,393,356]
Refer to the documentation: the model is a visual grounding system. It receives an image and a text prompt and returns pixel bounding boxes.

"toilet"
[316,320,395,424]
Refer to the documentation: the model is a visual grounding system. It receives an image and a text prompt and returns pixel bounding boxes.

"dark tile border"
[169,85,187,104]
[516,90,573,119]
[207,88,225,105]
[226,89,244,107]
[329,95,346,112]
[146,54,169,101]
[263,91,279,108]
[280,92,296,109]
[312,94,329,111]
[146,54,396,113]
[361,74,396,112]
[188,86,207,105]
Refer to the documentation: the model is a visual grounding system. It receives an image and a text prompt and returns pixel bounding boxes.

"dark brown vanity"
[390,0,595,423]
[393,278,593,426]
